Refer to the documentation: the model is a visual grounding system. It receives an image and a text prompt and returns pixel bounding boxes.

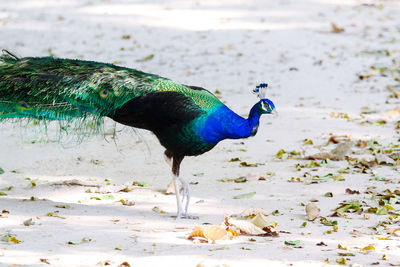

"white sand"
[0,0,400,266]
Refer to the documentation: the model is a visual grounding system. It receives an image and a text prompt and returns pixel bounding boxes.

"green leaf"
[1,186,13,191]
[376,207,389,215]
[333,175,345,181]
[233,192,256,199]
[324,192,333,197]
[320,218,337,226]
[272,209,280,216]
[90,194,115,200]
[234,177,247,183]
[0,168,4,175]
[132,181,147,187]
[284,240,300,246]
[0,192,7,196]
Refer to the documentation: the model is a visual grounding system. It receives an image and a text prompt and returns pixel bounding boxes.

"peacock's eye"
[100,89,109,98]
[262,101,270,111]
[18,101,28,109]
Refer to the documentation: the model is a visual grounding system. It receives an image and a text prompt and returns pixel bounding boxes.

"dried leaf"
[239,161,258,167]
[331,23,344,33]
[55,204,71,209]
[23,218,34,226]
[67,237,92,245]
[306,203,320,221]
[303,139,313,145]
[361,245,375,251]
[240,207,269,218]
[40,259,50,264]
[46,212,66,219]
[226,218,264,235]
[375,154,395,165]
[1,234,21,244]
[306,142,352,161]
[136,54,154,62]
[119,199,135,206]
[152,206,165,214]
[251,213,270,229]
[338,252,355,257]
[345,188,360,194]
[188,226,227,243]
[336,257,346,265]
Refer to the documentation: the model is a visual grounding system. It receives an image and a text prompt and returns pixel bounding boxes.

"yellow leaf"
[361,245,375,251]
[9,236,21,244]
[377,236,392,240]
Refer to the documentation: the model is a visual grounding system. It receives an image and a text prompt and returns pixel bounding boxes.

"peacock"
[0,50,276,219]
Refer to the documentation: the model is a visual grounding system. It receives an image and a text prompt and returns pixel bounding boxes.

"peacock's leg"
[164,150,173,167]
[173,174,183,218]
[172,155,184,218]
[165,150,176,194]
[178,176,191,215]
[171,155,198,219]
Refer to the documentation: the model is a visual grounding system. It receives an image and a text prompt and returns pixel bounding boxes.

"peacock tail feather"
[0,51,222,121]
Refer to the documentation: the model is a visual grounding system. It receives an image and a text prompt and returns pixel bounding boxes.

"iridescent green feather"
[0,52,163,121]
[0,51,221,121]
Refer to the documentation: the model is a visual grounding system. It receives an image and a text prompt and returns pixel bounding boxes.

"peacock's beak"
[270,109,278,118]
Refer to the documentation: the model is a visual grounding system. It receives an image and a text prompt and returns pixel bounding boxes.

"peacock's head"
[259,98,276,115]
[253,83,277,115]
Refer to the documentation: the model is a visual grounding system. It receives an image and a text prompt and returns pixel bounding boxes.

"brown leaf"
[357,140,368,148]
[120,199,135,206]
[316,241,327,246]
[328,135,350,144]
[345,188,360,194]
[118,262,131,267]
[40,259,50,264]
[331,23,344,33]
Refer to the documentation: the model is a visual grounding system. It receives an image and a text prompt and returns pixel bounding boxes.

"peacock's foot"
[173,212,199,220]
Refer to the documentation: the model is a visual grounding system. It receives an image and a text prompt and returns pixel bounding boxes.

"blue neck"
[199,101,262,143]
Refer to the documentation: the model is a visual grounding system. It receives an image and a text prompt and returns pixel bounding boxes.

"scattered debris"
[306,203,320,221]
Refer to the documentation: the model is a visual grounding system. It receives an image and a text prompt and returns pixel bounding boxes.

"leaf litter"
[188,209,279,244]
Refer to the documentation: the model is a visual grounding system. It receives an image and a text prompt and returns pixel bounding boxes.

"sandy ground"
[1,0,400,266]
